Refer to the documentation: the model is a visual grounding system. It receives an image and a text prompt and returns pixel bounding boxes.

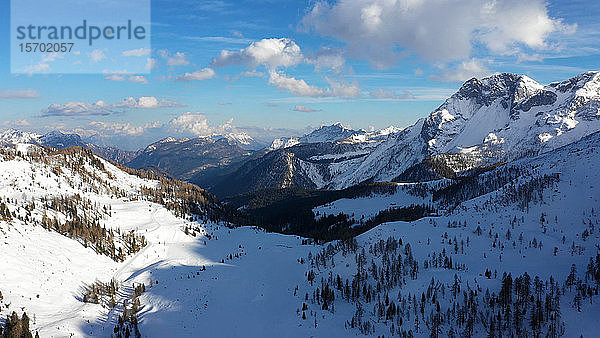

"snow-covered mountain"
[126,136,251,181]
[299,122,366,143]
[215,72,600,193]
[0,143,242,337]
[0,129,139,163]
[1,127,599,337]
[0,129,40,145]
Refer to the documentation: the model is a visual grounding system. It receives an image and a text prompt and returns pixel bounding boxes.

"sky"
[0,0,599,150]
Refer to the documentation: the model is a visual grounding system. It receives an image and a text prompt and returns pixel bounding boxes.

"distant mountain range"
[1,72,600,337]
[2,71,599,198]
[126,136,252,181]
[196,71,600,196]
[0,129,140,163]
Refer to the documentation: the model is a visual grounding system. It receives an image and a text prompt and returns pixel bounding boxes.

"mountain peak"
[299,123,363,144]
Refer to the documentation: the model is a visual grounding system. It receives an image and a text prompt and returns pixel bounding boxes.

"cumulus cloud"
[430,59,494,82]
[211,38,304,69]
[302,0,575,68]
[293,105,321,112]
[212,38,359,98]
[268,70,361,98]
[0,89,40,99]
[268,70,327,97]
[89,121,146,136]
[168,112,234,136]
[369,88,415,100]
[174,68,216,82]
[74,120,163,139]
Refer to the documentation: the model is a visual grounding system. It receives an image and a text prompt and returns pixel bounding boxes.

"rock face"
[208,71,600,196]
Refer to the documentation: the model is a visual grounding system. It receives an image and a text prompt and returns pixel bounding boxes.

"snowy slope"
[1,132,599,337]
[294,131,600,337]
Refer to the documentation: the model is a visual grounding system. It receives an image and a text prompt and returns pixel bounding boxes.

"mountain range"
[1,71,600,337]
[2,72,599,199]
[198,71,600,196]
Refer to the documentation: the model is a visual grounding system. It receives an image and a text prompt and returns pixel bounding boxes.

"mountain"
[0,129,139,163]
[211,72,600,195]
[38,130,88,148]
[1,126,599,337]
[298,122,365,143]
[0,128,40,145]
[126,136,251,181]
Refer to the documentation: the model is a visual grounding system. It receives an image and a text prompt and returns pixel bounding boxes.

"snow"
[0,131,599,337]
[1,71,600,337]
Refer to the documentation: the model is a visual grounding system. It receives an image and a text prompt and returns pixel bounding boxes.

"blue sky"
[0,0,599,149]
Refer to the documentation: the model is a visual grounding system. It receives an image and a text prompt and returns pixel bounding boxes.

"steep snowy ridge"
[267,72,600,190]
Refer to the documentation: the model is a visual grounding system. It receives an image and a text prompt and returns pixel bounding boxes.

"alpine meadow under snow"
[0,72,599,337]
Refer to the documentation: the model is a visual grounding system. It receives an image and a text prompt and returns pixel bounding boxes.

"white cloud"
[293,105,321,112]
[326,77,361,98]
[89,121,146,136]
[369,88,415,100]
[42,97,184,116]
[89,49,106,62]
[430,59,493,82]
[174,68,216,81]
[0,89,40,99]
[166,52,190,66]
[212,38,304,69]
[168,112,234,136]
[122,48,151,57]
[128,75,148,84]
[306,48,346,73]
[268,70,327,97]
[302,0,575,68]
[112,96,184,109]
[42,101,112,117]
[268,70,361,98]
